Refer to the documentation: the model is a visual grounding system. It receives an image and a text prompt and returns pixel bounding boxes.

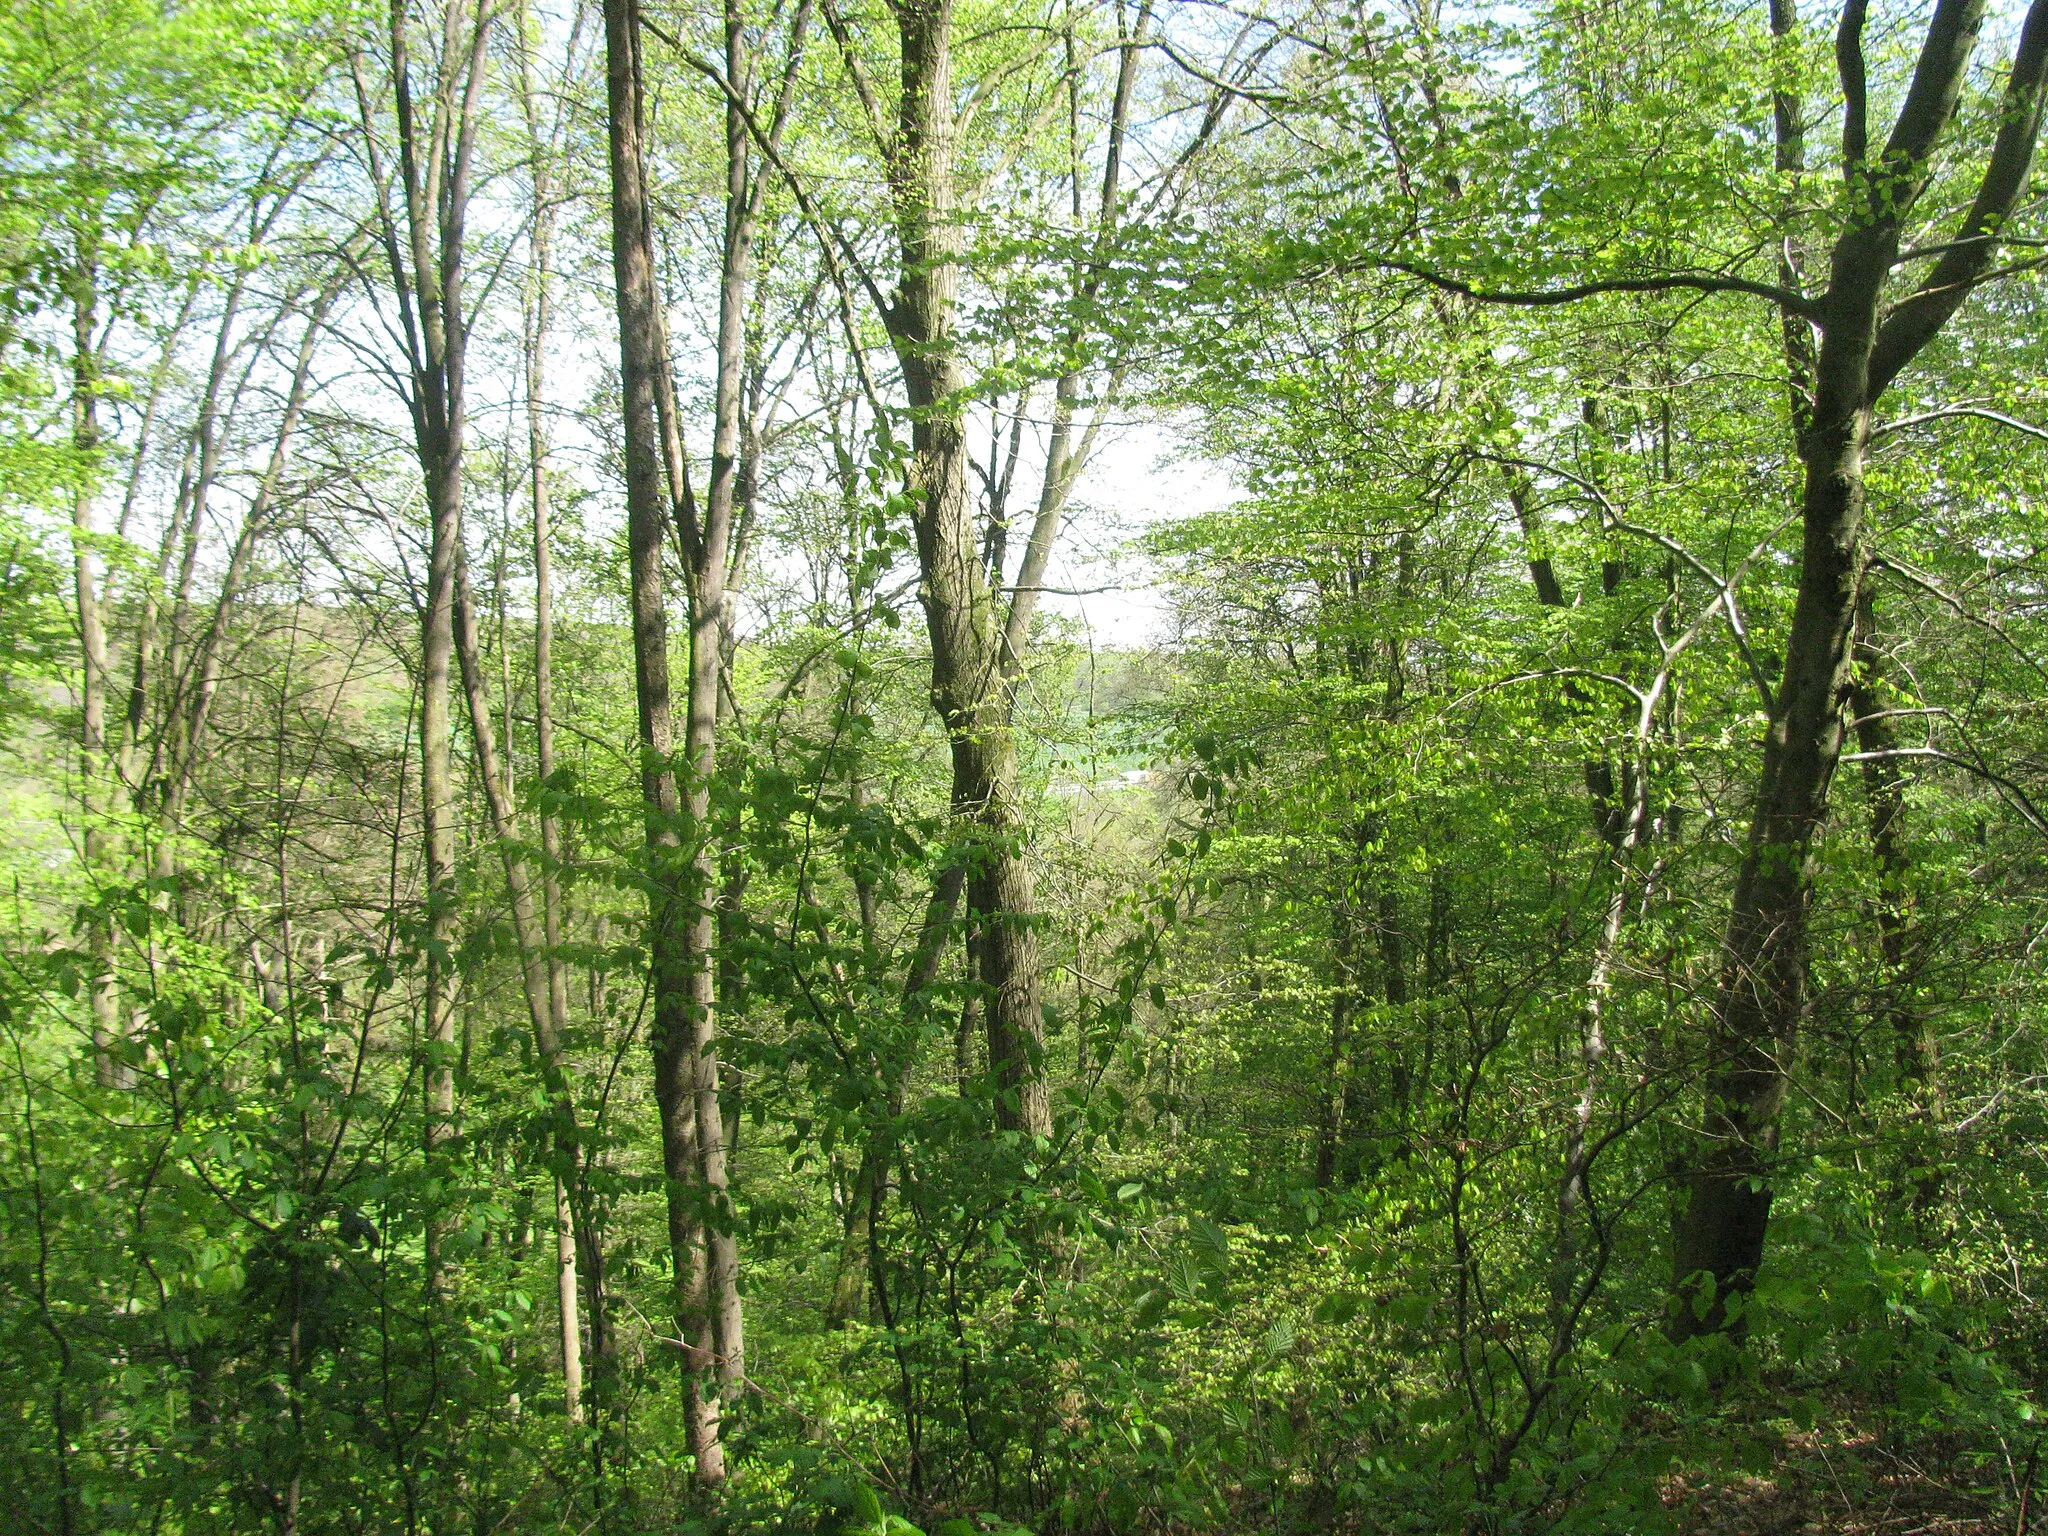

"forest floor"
[1667,1421,2019,1535]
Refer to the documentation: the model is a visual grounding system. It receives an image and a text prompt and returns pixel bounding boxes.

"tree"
[350,0,498,1269]
[1672,0,2048,1337]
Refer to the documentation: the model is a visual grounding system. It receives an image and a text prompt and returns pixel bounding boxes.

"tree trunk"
[512,6,597,1425]
[69,252,125,1090]
[1671,0,2048,1335]
[418,432,460,1273]
[681,0,763,1396]
[451,550,619,1393]
[599,0,724,1479]
[155,296,331,875]
[1670,407,1867,1336]
[360,0,497,1282]
[554,1177,583,1424]
[1849,589,1941,1222]
[1846,599,1925,1089]
[1314,891,1362,1190]
[887,0,1048,1139]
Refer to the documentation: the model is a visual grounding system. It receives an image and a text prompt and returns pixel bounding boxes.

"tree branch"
[1842,745,2048,839]
[1477,451,1780,710]
[1868,0,2048,397]
[1361,257,1816,316]
[1871,403,2048,444]
[1836,0,1869,173]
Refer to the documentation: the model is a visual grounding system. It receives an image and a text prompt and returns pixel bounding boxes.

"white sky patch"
[1038,415,1239,651]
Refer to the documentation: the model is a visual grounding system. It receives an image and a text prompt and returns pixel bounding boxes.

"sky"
[1016,417,1239,654]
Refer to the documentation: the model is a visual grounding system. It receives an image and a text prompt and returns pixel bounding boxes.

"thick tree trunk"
[1671,411,1867,1334]
[887,0,1048,1139]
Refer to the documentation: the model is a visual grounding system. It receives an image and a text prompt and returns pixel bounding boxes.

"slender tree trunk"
[418,448,460,1273]
[685,0,757,1394]
[69,252,125,1090]
[118,277,206,799]
[528,261,589,1420]
[152,270,252,761]
[1378,885,1411,1139]
[654,0,814,1393]
[154,297,331,874]
[360,0,496,1281]
[1848,590,1942,1224]
[826,863,968,1325]
[553,1178,583,1423]
[1845,598,1923,1088]
[451,553,567,1073]
[511,6,600,1427]
[600,0,724,1478]
[1314,891,1361,1190]
[826,1155,877,1329]
[1552,764,1649,1333]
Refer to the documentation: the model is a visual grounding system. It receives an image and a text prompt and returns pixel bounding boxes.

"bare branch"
[1355,257,1817,316]
[1836,0,1869,172]
[1872,404,2048,444]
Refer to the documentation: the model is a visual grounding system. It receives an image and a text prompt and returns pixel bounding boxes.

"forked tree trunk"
[677,0,781,1396]
[155,294,332,876]
[1671,0,2048,1336]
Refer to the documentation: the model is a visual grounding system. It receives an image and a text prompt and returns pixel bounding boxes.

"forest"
[12,0,2048,1529]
